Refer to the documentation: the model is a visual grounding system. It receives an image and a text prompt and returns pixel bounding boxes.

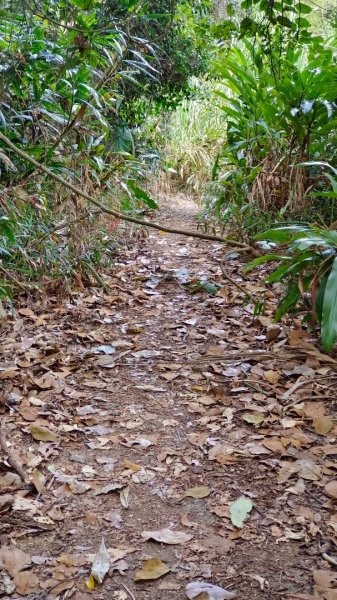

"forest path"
[0,194,333,600]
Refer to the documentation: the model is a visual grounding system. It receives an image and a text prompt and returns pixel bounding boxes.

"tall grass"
[157,80,225,194]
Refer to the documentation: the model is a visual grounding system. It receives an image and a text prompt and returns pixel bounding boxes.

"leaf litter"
[1,195,337,598]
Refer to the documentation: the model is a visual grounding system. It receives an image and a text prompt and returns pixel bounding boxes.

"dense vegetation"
[1,0,337,349]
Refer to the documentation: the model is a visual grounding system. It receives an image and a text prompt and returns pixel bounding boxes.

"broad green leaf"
[255,226,307,243]
[127,182,158,210]
[322,257,337,351]
[244,254,286,272]
[275,281,301,321]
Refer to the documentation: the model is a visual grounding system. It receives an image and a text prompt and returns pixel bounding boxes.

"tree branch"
[0,131,256,250]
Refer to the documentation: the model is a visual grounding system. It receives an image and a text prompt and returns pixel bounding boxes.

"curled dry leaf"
[93,482,124,496]
[90,538,110,585]
[134,558,170,581]
[185,581,236,599]
[141,528,193,545]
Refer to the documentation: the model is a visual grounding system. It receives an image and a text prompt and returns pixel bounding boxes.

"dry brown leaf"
[313,416,334,435]
[325,480,337,499]
[295,456,321,481]
[141,528,193,544]
[264,370,280,384]
[29,423,58,442]
[134,558,170,581]
[13,570,40,595]
[208,443,235,464]
[313,569,337,589]
[0,546,31,576]
[67,479,91,494]
[185,486,211,499]
[262,438,286,455]
[93,483,124,496]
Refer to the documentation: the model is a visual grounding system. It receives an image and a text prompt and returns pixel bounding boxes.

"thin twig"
[0,419,28,483]
[0,132,256,250]
[112,578,136,600]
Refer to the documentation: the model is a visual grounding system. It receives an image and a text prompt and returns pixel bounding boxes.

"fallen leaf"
[120,486,130,508]
[264,370,280,384]
[96,345,116,355]
[229,496,253,528]
[29,423,58,442]
[208,443,234,464]
[313,416,334,435]
[134,558,170,581]
[0,546,31,576]
[93,483,124,496]
[13,570,40,595]
[91,538,110,584]
[242,413,265,425]
[185,581,236,599]
[295,456,321,481]
[102,510,123,528]
[313,569,337,589]
[325,480,337,499]
[120,438,153,448]
[141,528,193,544]
[67,479,91,494]
[262,438,286,455]
[185,486,211,499]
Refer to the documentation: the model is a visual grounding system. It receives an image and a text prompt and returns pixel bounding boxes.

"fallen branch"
[220,250,254,297]
[0,132,257,251]
[0,420,28,483]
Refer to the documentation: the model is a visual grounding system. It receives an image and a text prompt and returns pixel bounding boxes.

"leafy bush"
[202,0,337,233]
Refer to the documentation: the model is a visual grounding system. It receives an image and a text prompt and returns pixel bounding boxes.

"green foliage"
[201,0,337,234]
[249,214,337,350]
[0,0,207,293]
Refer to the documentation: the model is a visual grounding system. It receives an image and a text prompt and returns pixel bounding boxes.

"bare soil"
[1,195,336,600]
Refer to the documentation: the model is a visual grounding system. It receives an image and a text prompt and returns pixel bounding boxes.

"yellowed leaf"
[29,423,58,442]
[134,558,170,581]
[264,370,280,384]
[185,486,211,499]
[86,574,95,590]
[313,416,334,435]
[123,460,142,472]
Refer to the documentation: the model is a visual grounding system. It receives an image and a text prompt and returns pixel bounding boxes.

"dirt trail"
[0,196,335,600]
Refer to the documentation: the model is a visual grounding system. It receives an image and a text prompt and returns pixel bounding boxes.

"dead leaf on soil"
[313,416,334,435]
[325,480,337,499]
[29,423,58,442]
[90,538,110,585]
[134,558,170,581]
[93,483,124,496]
[13,570,40,595]
[141,528,193,544]
[229,496,253,528]
[185,486,211,499]
[185,581,236,599]
[0,546,31,576]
